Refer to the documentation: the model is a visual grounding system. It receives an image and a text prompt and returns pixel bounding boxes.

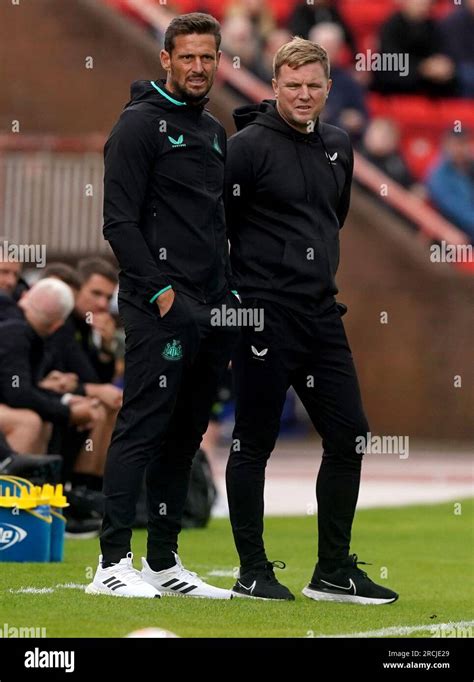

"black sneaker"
[64,486,104,539]
[65,485,104,518]
[65,515,102,539]
[303,554,398,605]
[0,452,62,484]
[232,560,295,601]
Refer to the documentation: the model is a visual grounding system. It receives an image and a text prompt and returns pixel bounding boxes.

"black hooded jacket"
[225,100,354,313]
[103,79,233,305]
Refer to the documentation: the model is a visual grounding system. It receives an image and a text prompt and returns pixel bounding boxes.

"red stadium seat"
[368,95,474,179]
[168,0,300,24]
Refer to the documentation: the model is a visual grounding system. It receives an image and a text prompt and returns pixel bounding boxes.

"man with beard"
[87,13,239,599]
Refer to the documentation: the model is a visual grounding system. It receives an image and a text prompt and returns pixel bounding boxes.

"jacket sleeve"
[88,348,116,384]
[45,322,100,385]
[224,134,255,244]
[337,139,354,229]
[0,325,70,423]
[103,109,170,304]
[220,133,237,292]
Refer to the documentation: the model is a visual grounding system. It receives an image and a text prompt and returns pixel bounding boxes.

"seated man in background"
[41,261,122,501]
[310,22,368,143]
[0,255,61,477]
[0,404,51,455]
[70,257,120,385]
[0,402,62,480]
[360,117,420,191]
[0,253,30,303]
[372,0,456,97]
[426,129,474,244]
[0,256,22,297]
[0,278,100,431]
[287,0,357,57]
[440,0,474,98]
[0,279,101,477]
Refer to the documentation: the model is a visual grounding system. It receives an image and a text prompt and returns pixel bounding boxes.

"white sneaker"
[85,552,161,598]
[141,552,232,599]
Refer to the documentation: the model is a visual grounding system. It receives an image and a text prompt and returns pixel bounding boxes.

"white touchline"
[8,587,54,594]
[316,620,474,638]
[54,583,89,590]
[8,584,88,594]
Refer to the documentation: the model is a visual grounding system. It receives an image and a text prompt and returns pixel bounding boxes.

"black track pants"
[226,298,369,570]
[100,288,239,564]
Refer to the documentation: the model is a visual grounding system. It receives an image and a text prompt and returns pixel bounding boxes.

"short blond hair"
[273,36,330,80]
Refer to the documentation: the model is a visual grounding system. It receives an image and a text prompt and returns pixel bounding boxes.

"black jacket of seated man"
[0,312,70,424]
[66,312,116,384]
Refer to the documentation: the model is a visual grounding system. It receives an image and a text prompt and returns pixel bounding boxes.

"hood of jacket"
[233,99,321,141]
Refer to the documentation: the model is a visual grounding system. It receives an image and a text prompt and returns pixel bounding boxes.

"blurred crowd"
[106,0,474,240]
[168,0,474,241]
[0,257,123,535]
[182,0,474,97]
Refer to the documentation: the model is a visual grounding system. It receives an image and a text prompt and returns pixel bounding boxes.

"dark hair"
[77,257,118,286]
[42,262,81,291]
[164,12,221,54]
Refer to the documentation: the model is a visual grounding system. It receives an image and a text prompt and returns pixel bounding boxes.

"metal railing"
[0,135,106,256]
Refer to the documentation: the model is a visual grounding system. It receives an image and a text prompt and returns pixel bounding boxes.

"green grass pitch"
[0,499,472,638]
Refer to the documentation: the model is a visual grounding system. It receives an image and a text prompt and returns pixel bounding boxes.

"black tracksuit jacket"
[103,79,233,305]
[0,300,70,424]
[225,100,354,313]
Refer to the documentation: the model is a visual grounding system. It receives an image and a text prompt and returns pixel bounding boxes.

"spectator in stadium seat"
[287,0,357,57]
[360,118,418,190]
[224,0,276,44]
[253,28,292,83]
[426,130,474,243]
[439,0,474,97]
[221,14,262,78]
[372,0,457,97]
[310,22,368,143]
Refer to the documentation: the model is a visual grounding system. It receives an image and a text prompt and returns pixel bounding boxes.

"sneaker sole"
[85,583,160,599]
[302,586,398,605]
[231,590,294,601]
